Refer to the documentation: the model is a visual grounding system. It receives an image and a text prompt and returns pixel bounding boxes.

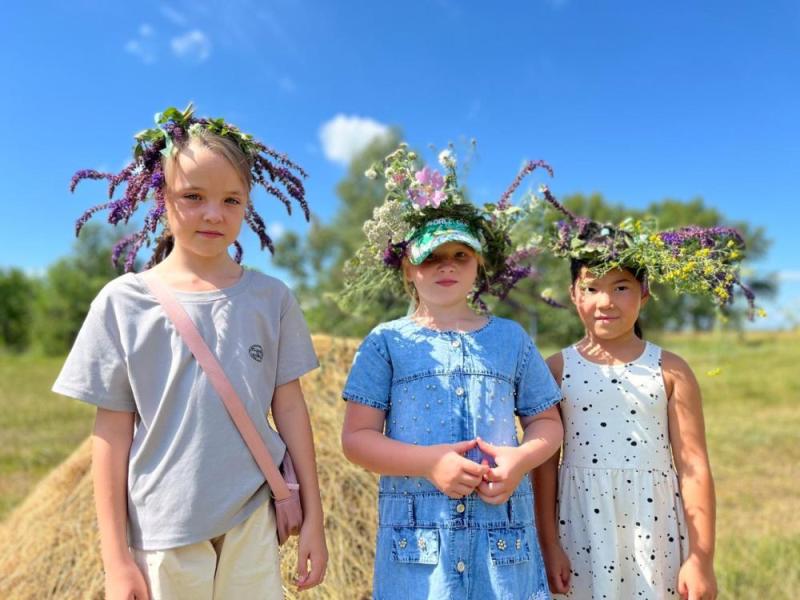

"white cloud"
[160,5,188,27]
[125,23,157,64]
[171,30,211,63]
[268,222,286,239]
[778,270,800,283]
[318,114,390,166]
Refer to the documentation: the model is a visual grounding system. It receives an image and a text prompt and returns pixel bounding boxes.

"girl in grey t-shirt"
[54,105,327,599]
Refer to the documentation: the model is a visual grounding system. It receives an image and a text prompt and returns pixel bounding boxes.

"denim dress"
[343,316,561,600]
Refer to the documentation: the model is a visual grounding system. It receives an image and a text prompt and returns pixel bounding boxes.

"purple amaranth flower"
[541,185,577,221]
[111,233,139,268]
[497,160,554,210]
[70,169,113,193]
[150,171,165,189]
[75,202,111,236]
[245,205,275,253]
[660,226,745,250]
[382,240,407,269]
[409,166,446,209]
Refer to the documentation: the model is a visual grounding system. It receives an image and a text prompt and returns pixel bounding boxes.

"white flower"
[364,167,378,180]
[385,180,397,191]
[438,149,455,167]
[407,151,417,160]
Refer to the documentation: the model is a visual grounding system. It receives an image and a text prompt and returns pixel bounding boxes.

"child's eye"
[616,286,630,292]
[183,193,201,202]
[455,252,468,260]
[225,197,242,205]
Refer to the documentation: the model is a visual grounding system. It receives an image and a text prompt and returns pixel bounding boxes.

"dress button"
[456,503,466,514]
[456,561,466,573]
[451,339,461,348]
[455,387,465,396]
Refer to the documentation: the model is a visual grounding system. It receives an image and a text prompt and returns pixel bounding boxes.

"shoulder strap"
[140,271,292,501]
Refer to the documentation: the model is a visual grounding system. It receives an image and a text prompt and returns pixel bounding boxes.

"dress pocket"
[390,527,440,565]
[488,527,530,566]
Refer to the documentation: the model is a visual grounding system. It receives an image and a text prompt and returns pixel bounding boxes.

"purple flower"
[497,160,554,209]
[382,240,407,269]
[409,166,446,208]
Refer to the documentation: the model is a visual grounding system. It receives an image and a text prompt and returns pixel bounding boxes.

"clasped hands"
[425,437,528,504]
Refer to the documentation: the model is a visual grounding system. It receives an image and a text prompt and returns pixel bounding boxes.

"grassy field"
[0,331,798,598]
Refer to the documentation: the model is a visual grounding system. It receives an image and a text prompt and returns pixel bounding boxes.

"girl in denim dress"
[340,146,564,599]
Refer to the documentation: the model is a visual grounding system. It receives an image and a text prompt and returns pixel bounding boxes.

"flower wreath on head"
[70,103,309,272]
[533,184,759,317]
[338,142,559,313]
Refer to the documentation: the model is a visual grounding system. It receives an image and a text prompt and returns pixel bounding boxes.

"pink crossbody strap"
[141,271,293,501]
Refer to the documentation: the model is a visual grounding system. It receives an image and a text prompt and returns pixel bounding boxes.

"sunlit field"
[1,331,797,598]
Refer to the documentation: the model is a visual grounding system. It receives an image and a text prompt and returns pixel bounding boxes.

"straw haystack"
[0,336,378,599]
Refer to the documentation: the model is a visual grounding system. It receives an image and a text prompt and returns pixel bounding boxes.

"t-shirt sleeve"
[275,291,319,386]
[341,331,392,411]
[51,299,135,412]
[515,336,562,417]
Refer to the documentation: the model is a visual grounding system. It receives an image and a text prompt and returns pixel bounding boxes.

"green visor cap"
[407,218,483,265]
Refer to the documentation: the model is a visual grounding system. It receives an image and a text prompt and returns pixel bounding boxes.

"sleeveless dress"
[555,342,688,599]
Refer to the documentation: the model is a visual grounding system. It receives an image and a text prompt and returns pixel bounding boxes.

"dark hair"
[569,259,646,339]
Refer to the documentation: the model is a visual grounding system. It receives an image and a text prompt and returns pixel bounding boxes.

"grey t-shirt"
[52,270,319,550]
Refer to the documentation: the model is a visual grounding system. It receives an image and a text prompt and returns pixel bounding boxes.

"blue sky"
[1,0,798,327]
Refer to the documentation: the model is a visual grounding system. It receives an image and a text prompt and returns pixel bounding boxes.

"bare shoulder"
[660,349,700,401]
[545,351,564,385]
[660,349,696,378]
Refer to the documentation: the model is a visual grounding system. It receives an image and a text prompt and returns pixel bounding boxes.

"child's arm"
[664,351,718,600]
[341,402,489,498]
[92,408,150,600]
[475,405,563,505]
[532,353,571,594]
[271,379,328,591]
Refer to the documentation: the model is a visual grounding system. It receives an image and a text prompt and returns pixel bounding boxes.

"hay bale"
[0,336,378,600]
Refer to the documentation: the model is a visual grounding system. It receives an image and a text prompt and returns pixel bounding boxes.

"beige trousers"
[133,501,283,600]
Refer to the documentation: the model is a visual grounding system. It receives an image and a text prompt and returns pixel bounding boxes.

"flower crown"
[534,185,758,315]
[339,143,556,312]
[70,103,309,271]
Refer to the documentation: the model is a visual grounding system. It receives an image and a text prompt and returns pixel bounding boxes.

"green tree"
[273,131,409,337]
[33,224,124,355]
[0,268,37,352]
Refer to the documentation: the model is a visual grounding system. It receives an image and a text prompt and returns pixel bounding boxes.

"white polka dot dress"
[556,343,688,599]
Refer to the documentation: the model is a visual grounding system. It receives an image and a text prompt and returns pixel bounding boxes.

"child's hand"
[474,437,529,505]
[541,541,572,594]
[677,554,717,600]
[104,556,150,600]
[295,517,328,591]
[425,439,488,498]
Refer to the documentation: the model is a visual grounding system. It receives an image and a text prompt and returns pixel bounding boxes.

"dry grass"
[0,336,375,600]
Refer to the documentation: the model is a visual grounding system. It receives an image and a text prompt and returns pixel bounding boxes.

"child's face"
[164,140,248,261]
[404,242,479,310]
[570,267,648,340]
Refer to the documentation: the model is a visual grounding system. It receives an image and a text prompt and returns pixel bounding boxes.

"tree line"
[0,134,774,355]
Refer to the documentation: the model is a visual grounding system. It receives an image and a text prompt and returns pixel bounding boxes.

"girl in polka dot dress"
[529,191,756,600]
[534,260,718,599]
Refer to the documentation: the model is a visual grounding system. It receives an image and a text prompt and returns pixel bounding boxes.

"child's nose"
[599,293,614,307]
[203,203,224,223]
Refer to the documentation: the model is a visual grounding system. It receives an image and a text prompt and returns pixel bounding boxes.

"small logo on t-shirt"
[248,344,264,362]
